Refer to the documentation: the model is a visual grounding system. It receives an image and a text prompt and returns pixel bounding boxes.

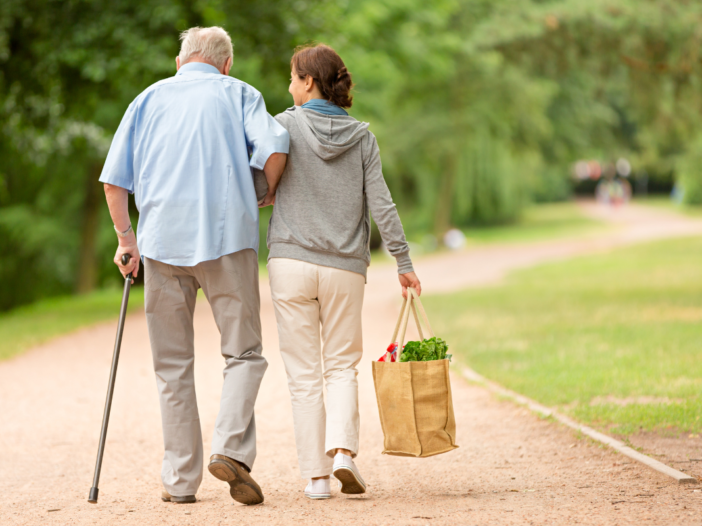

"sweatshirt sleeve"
[362,132,414,274]
[253,168,268,201]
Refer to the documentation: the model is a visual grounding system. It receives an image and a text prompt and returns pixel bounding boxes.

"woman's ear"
[305,75,315,93]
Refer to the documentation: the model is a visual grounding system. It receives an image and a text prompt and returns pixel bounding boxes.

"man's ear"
[222,56,232,76]
[176,56,181,71]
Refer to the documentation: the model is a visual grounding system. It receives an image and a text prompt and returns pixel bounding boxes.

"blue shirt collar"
[176,62,222,76]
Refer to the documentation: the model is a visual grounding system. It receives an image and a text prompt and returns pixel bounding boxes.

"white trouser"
[268,258,365,479]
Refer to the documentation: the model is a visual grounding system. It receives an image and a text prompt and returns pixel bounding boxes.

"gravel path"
[2,202,702,525]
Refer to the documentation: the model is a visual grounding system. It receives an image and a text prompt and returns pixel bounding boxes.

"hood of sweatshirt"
[288,106,370,161]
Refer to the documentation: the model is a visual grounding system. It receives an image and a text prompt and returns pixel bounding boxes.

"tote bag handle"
[386,288,435,362]
[410,288,434,339]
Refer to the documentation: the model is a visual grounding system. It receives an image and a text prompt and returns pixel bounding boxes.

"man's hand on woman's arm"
[399,271,421,299]
[104,183,140,281]
[259,152,287,207]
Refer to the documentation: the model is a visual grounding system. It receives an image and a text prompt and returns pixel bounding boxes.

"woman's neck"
[302,87,325,105]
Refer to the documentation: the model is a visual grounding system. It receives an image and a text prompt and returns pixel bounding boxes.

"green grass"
[398,201,607,258]
[0,287,145,361]
[460,202,605,245]
[634,195,702,218]
[424,235,702,436]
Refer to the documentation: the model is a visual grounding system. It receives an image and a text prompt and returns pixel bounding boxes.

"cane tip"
[88,487,99,503]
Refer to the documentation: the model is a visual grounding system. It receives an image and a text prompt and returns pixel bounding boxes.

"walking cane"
[88,253,133,504]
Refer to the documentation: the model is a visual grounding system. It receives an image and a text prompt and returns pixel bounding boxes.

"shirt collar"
[301,99,349,116]
[176,62,222,76]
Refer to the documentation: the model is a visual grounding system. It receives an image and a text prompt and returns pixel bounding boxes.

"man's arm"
[104,183,140,280]
[99,101,139,279]
[258,152,287,207]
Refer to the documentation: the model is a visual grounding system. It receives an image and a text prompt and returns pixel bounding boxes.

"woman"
[266,43,421,499]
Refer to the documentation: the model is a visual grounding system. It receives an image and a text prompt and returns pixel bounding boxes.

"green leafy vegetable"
[399,337,451,362]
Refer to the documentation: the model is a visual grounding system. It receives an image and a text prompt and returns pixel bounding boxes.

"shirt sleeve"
[243,90,290,170]
[99,102,137,193]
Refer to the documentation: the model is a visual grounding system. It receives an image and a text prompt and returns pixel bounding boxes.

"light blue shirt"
[99,62,290,266]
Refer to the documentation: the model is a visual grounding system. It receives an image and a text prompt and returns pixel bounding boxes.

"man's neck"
[186,57,216,67]
[178,56,224,74]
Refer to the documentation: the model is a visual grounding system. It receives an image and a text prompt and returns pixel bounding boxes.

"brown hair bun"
[291,43,353,109]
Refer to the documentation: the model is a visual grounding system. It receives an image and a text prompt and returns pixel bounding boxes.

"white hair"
[179,27,233,69]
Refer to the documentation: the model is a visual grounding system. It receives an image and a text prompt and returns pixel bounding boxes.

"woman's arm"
[253,168,269,203]
[362,133,421,297]
[259,152,287,206]
[256,113,292,207]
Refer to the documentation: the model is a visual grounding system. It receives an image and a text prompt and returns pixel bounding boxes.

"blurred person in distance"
[99,27,289,505]
[444,228,466,250]
[258,43,420,500]
[596,161,631,207]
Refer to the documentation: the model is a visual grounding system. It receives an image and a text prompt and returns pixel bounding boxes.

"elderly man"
[99,27,288,505]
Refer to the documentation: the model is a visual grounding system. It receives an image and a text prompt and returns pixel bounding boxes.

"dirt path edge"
[462,368,699,485]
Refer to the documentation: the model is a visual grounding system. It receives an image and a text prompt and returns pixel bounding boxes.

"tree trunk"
[76,163,103,294]
[433,152,457,236]
[434,76,464,236]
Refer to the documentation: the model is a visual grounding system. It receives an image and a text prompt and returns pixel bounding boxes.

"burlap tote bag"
[372,288,458,457]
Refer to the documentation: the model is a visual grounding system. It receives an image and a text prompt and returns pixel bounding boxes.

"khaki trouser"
[144,249,267,497]
[268,258,365,479]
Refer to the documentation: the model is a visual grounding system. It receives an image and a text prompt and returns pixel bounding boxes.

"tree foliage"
[0,0,325,309]
[1,0,701,310]
[325,0,702,228]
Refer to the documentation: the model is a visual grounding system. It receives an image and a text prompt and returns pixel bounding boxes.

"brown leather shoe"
[161,491,196,504]
[208,455,264,505]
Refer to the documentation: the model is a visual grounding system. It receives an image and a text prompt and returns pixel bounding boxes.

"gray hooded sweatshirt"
[261,106,413,278]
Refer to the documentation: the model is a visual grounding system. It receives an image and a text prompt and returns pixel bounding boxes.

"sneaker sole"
[208,459,264,505]
[161,494,196,504]
[333,466,366,495]
[304,492,332,500]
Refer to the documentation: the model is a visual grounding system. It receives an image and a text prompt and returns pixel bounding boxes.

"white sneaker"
[332,453,366,494]
[304,478,331,500]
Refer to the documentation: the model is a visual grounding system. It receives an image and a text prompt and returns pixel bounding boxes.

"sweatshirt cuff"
[395,251,414,274]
